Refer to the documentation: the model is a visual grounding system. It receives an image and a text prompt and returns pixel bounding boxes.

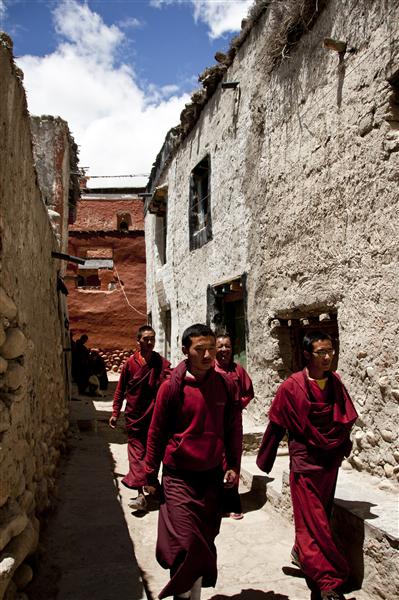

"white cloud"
[0,0,6,21]
[118,16,144,30]
[17,0,189,187]
[151,0,252,39]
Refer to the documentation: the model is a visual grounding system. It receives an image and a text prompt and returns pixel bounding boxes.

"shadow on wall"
[332,500,378,593]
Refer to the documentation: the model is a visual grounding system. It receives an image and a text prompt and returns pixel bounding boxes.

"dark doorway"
[207,275,247,367]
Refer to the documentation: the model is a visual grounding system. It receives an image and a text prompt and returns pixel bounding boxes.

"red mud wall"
[66,196,147,352]
[70,198,144,231]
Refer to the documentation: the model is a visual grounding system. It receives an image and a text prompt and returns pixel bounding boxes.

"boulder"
[0,330,27,360]
[0,290,17,321]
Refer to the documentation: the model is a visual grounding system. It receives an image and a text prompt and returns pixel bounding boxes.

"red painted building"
[66,188,147,354]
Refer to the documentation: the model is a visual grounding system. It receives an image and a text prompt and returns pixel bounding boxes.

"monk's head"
[182,323,216,379]
[303,331,335,378]
[215,333,233,369]
[137,325,155,356]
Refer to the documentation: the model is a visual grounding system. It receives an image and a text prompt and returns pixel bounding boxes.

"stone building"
[145,0,399,482]
[66,188,147,362]
[0,34,78,598]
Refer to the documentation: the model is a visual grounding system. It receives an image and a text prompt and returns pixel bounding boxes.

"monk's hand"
[223,469,238,488]
[108,416,118,429]
[144,482,160,497]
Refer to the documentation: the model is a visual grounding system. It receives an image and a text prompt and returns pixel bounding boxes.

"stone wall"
[0,36,69,599]
[30,116,80,260]
[145,0,399,483]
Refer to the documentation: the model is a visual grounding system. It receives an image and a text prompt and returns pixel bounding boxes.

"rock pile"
[95,349,134,373]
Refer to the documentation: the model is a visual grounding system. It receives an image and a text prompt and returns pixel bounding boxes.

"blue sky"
[1,0,252,186]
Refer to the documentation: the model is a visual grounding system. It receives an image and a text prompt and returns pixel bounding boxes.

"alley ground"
[26,378,374,600]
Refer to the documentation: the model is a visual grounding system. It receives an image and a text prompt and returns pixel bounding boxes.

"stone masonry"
[0,35,71,599]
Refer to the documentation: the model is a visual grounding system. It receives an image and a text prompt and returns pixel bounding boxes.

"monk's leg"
[122,432,147,490]
[157,469,223,599]
[290,468,349,593]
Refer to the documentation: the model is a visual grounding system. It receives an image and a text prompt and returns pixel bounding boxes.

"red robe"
[215,360,254,513]
[145,361,242,598]
[214,361,254,410]
[112,350,170,489]
[257,369,357,593]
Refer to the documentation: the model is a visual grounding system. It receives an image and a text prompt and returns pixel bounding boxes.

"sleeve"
[111,361,129,418]
[145,380,171,485]
[256,421,286,473]
[223,384,243,472]
[237,365,255,409]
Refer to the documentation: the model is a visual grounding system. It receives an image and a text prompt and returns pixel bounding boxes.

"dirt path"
[26,380,372,600]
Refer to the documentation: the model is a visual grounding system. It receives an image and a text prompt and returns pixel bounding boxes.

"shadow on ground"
[26,401,144,600]
[210,590,290,600]
[241,475,268,513]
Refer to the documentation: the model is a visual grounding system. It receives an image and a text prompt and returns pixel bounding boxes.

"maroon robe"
[145,360,242,599]
[215,360,254,513]
[257,369,357,593]
[112,350,170,489]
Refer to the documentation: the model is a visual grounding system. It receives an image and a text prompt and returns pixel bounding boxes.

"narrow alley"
[1,1,398,599]
[25,379,377,600]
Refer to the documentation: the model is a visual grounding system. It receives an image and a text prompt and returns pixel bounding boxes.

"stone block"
[0,357,8,375]
[0,513,28,553]
[0,290,17,322]
[4,365,26,392]
[0,519,38,597]
[0,403,10,435]
[0,330,27,360]
[358,111,374,136]
[0,325,6,349]
[381,429,394,443]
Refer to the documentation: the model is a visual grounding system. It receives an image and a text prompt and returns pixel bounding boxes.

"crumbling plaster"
[145,0,399,483]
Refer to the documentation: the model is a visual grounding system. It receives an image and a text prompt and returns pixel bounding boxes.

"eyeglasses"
[312,349,335,358]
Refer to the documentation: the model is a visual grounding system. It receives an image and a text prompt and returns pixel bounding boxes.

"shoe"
[128,493,147,511]
[229,512,244,520]
[290,548,301,569]
[321,591,345,600]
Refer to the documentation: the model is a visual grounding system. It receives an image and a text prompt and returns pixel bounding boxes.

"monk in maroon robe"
[215,333,254,519]
[109,325,170,510]
[145,324,242,600]
[257,331,358,600]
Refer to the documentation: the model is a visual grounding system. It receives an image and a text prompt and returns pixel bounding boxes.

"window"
[77,258,114,290]
[270,312,339,379]
[117,212,132,232]
[155,213,167,265]
[189,155,212,251]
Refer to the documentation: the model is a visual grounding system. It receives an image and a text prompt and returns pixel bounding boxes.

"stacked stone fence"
[0,35,70,599]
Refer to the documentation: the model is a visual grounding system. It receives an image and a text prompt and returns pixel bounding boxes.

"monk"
[256,331,358,600]
[145,324,242,600]
[109,325,170,511]
[215,332,254,519]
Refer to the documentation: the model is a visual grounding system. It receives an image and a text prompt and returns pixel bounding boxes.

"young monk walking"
[214,332,254,519]
[256,331,358,600]
[109,325,170,510]
[145,324,242,600]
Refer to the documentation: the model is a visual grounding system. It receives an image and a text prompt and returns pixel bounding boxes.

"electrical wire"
[113,265,147,317]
